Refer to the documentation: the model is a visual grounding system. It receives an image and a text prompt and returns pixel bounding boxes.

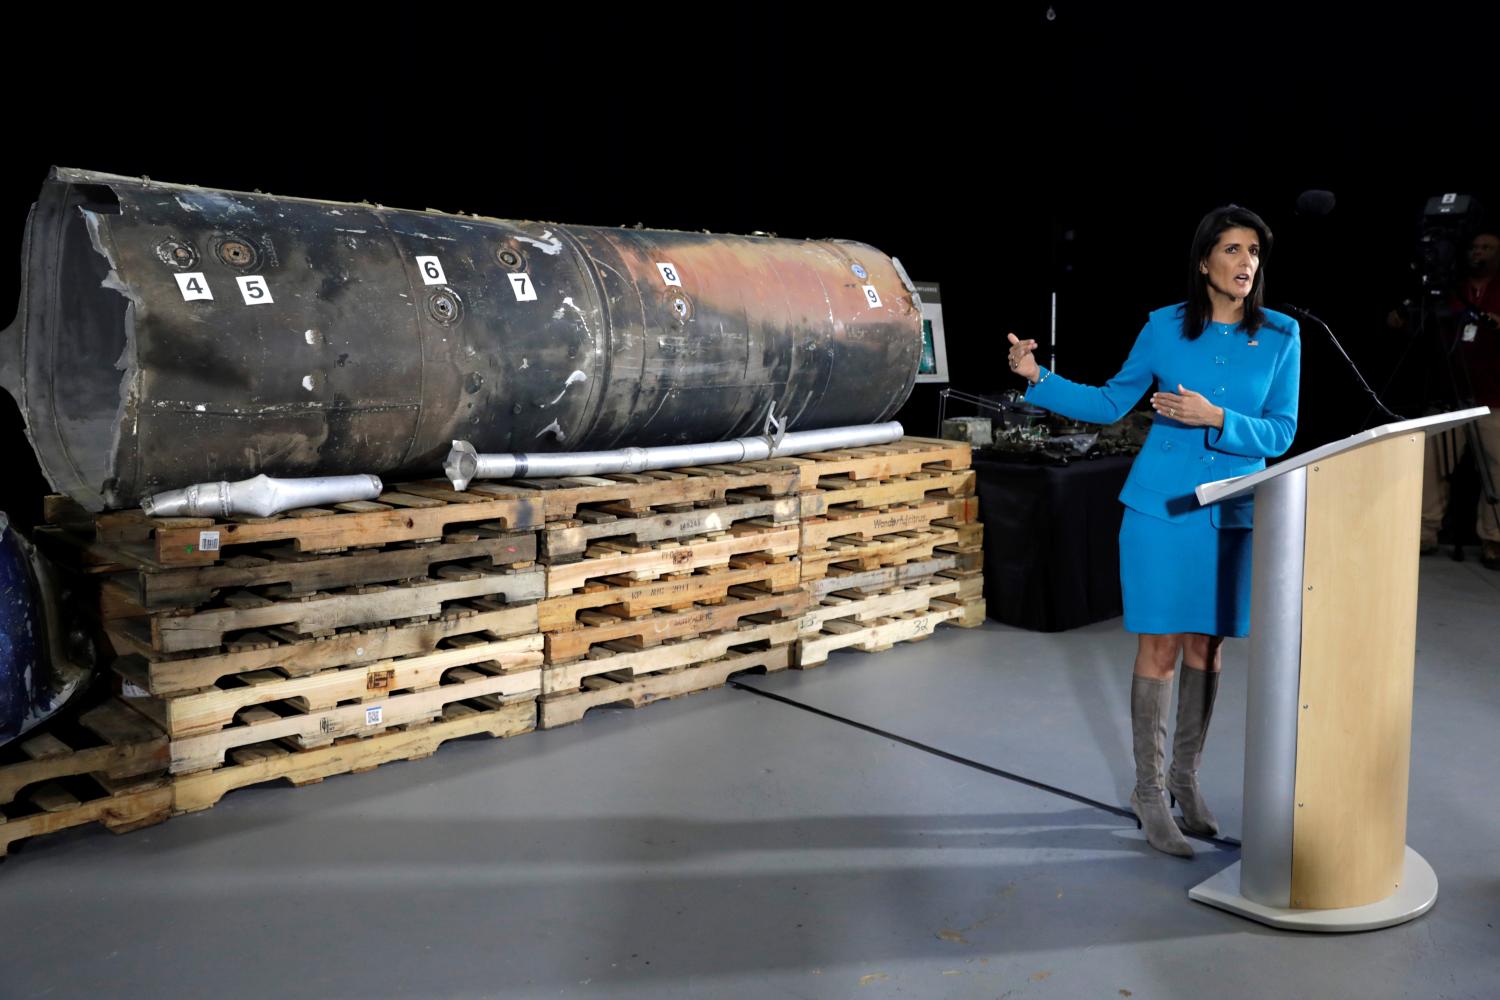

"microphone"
[1295,190,1337,217]
[1279,302,1405,424]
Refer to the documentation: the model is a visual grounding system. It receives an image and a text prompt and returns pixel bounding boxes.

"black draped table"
[972,452,1133,632]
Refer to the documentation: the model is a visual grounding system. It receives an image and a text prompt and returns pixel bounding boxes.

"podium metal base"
[1189,846,1438,932]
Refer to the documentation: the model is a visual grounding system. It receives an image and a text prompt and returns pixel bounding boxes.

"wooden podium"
[1187,407,1489,932]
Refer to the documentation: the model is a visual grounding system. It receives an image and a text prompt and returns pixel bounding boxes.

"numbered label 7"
[509,273,538,302]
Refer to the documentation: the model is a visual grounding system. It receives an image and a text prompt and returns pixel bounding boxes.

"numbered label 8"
[236,276,274,305]
[415,255,448,286]
[656,263,682,287]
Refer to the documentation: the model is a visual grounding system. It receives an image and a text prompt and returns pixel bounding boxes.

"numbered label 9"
[415,255,448,286]
[174,273,214,301]
[862,284,882,309]
[508,273,538,302]
[236,276,274,305]
[656,263,682,287]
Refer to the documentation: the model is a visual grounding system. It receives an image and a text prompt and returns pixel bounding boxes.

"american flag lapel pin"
[1247,339,1259,347]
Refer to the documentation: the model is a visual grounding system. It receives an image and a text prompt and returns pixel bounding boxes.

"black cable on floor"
[730,680,1242,852]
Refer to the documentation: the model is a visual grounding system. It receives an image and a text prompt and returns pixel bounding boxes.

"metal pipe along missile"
[444,422,906,491]
[142,474,384,519]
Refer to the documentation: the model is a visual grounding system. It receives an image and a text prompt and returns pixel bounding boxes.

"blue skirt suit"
[1024,305,1301,637]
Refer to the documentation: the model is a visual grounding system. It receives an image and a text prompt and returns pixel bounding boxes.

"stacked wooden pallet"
[777,438,986,667]
[4,439,985,857]
[30,482,545,823]
[472,465,810,729]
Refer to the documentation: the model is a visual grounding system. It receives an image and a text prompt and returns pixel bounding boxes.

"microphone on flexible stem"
[1278,302,1406,424]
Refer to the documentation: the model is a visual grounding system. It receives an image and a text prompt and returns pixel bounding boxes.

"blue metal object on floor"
[0,512,44,742]
[0,512,88,745]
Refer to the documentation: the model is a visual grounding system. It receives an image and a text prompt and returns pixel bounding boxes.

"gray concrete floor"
[0,553,1495,999]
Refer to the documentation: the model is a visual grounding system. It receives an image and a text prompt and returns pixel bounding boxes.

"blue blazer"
[1025,304,1301,528]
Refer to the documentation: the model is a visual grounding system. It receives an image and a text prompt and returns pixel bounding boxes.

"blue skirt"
[1118,506,1252,637]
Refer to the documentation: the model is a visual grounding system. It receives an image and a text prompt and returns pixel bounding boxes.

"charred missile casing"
[0,169,922,511]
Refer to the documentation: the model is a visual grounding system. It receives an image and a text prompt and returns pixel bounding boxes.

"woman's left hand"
[1151,384,1224,428]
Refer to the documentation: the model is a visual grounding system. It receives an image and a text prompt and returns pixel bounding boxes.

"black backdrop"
[3,9,1496,528]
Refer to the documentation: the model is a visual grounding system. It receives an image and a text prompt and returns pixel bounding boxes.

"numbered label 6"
[415,255,448,286]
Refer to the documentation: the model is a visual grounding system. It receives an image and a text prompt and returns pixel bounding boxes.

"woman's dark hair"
[1181,205,1273,339]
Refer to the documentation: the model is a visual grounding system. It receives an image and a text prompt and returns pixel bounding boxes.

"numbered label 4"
[415,255,448,286]
[656,263,682,287]
[174,273,214,301]
[508,273,538,301]
[862,284,882,308]
[236,276,274,305]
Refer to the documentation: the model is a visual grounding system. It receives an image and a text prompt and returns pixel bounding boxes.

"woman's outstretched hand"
[1007,332,1040,384]
[1151,384,1225,428]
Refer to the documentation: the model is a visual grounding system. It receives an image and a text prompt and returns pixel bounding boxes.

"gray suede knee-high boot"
[1130,675,1193,858]
[1167,665,1220,836]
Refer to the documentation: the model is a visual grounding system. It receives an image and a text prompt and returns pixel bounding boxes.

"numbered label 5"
[237,276,274,305]
[509,273,538,302]
[656,263,682,287]
[415,255,448,286]
[175,273,213,301]
[862,284,882,308]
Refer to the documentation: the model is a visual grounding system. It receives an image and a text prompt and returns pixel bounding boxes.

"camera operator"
[1406,230,1500,568]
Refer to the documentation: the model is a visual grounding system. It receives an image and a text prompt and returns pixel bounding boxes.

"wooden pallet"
[0,700,167,807]
[0,698,173,858]
[795,599,968,668]
[1,776,173,859]
[544,618,799,694]
[800,526,967,581]
[737,438,973,494]
[538,643,791,729]
[93,481,543,568]
[89,530,538,609]
[797,469,976,518]
[544,525,799,597]
[112,567,545,654]
[803,555,960,598]
[467,466,800,522]
[800,499,971,552]
[545,589,807,664]
[800,574,984,634]
[156,656,542,775]
[799,579,964,636]
[540,495,799,563]
[107,598,539,696]
[539,559,801,632]
[172,696,535,814]
[115,633,544,739]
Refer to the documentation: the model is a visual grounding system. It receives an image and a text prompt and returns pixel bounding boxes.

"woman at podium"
[1006,205,1302,857]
